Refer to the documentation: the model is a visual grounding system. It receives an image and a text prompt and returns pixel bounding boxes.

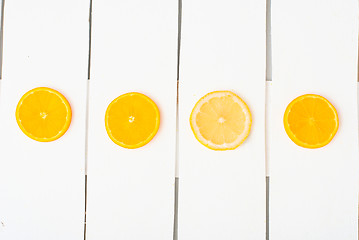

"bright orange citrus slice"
[283,94,339,148]
[16,87,72,142]
[105,92,160,149]
[190,91,252,150]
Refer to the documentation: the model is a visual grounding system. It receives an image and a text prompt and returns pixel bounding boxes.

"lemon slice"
[190,91,252,150]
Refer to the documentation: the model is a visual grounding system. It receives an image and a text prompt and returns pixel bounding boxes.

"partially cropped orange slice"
[16,87,72,142]
[190,91,252,150]
[284,94,339,149]
[105,92,160,149]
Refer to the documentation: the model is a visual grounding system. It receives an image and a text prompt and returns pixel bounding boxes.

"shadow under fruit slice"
[283,94,339,149]
[190,91,252,150]
[16,87,72,142]
[105,92,160,149]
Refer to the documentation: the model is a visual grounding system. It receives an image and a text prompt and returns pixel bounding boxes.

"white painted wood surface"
[178,0,266,239]
[0,0,357,239]
[86,0,177,239]
[0,0,89,239]
[270,0,359,239]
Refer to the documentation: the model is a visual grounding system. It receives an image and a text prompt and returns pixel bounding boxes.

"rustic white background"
[177,0,266,239]
[0,0,357,239]
[0,0,88,239]
[270,0,359,239]
[85,0,177,239]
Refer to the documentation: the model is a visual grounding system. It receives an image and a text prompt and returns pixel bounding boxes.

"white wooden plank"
[86,0,177,239]
[270,0,358,239]
[178,0,266,239]
[0,0,89,239]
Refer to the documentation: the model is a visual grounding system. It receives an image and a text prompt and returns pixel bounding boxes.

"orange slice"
[283,94,339,148]
[16,87,72,142]
[190,91,252,150]
[105,92,160,149]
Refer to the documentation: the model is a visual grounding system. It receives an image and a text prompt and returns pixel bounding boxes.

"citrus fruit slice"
[190,91,252,150]
[105,92,160,149]
[283,94,339,149]
[16,87,72,142]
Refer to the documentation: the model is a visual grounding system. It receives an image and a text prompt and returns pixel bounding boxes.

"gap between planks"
[174,0,182,239]
[84,0,93,239]
[265,0,272,239]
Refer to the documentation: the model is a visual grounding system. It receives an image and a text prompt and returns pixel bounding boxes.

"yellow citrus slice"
[105,92,160,149]
[16,87,72,142]
[190,91,252,150]
[283,94,339,149]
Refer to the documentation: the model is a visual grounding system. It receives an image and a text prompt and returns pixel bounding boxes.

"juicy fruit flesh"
[190,91,251,150]
[106,93,160,148]
[196,95,246,145]
[285,95,338,148]
[17,89,71,141]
